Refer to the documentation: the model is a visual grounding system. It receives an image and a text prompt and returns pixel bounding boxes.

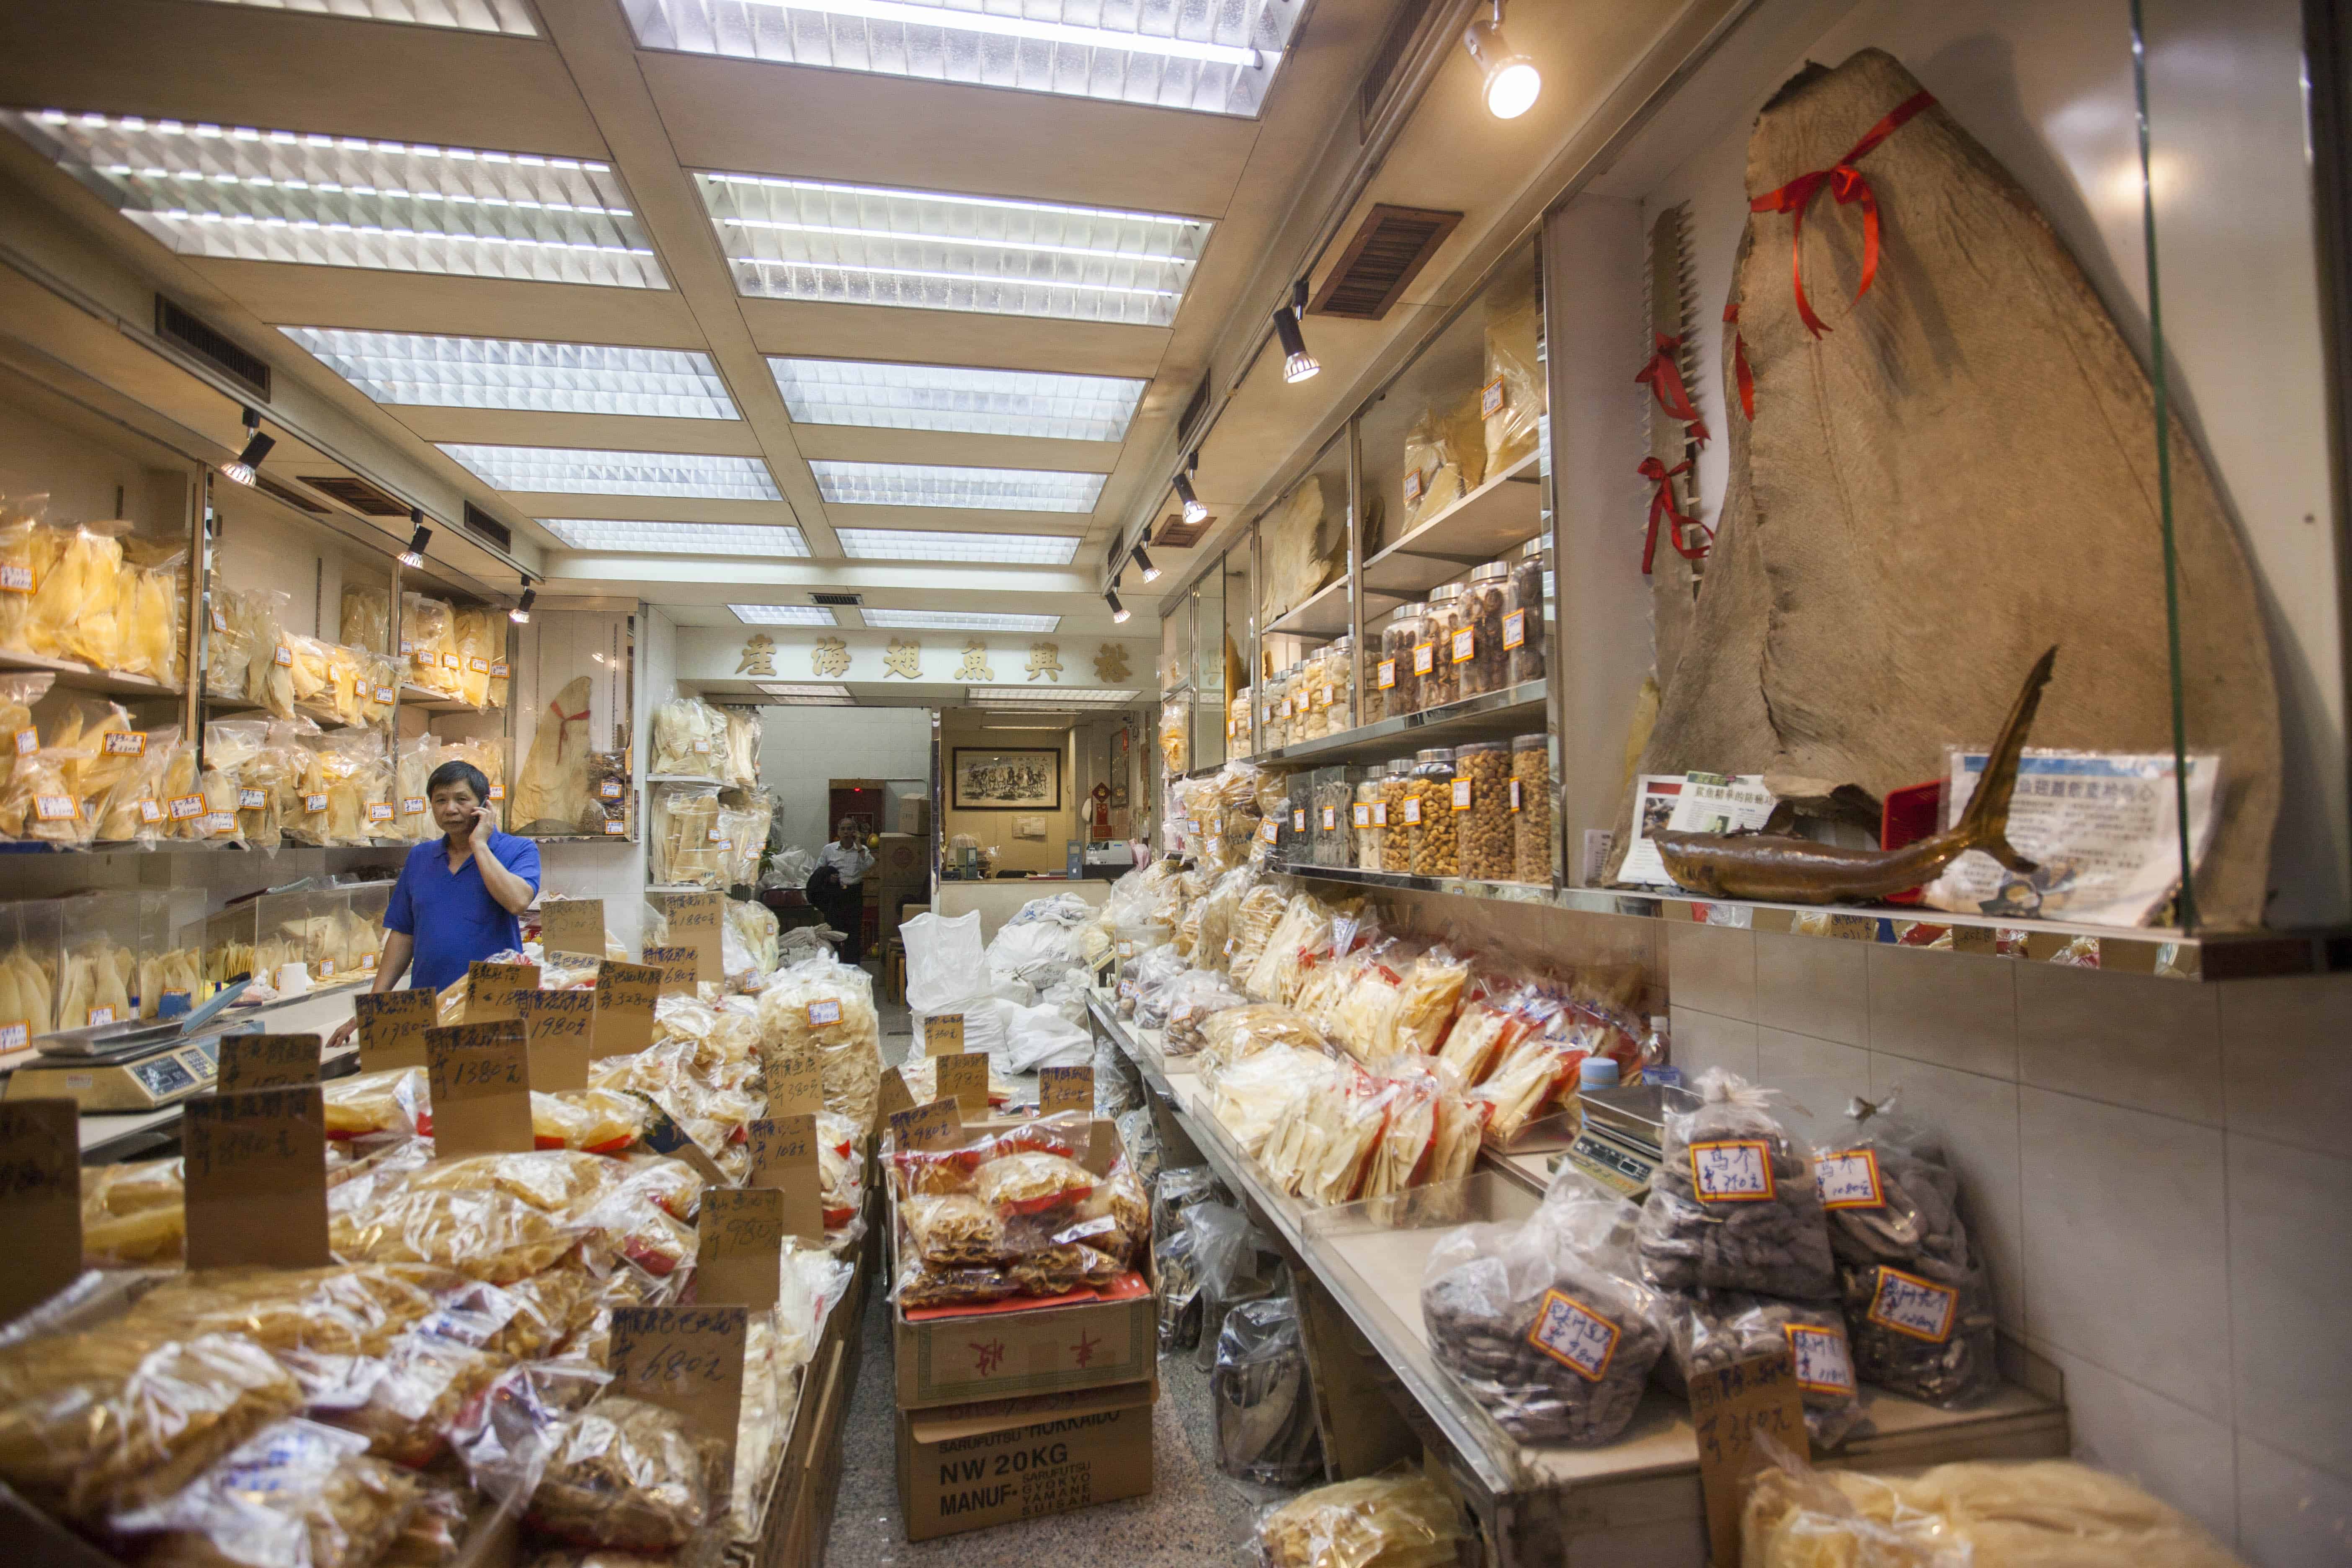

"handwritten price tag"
[936,1051,990,1114]
[642,946,699,996]
[215,1033,321,1091]
[425,1021,534,1157]
[698,1189,784,1310]
[0,1101,81,1320]
[182,1087,331,1270]
[518,989,596,1092]
[1039,1065,1093,1115]
[609,1305,747,1460]
[355,988,436,1072]
[594,960,662,1057]
[464,962,539,1024]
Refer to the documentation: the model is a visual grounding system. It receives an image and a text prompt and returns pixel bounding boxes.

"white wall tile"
[2045,1344,2239,1547]
[1872,1056,2025,1333]
[2220,973,2352,1158]
[1755,1027,1872,1150]
[2237,1433,2352,1568]
[1753,931,1870,1046]
[2019,1088,2232,1420]
[2228,1133,2352,1478]
[1866,944,2019,1078]
[1666,921,1754,1021]
[1668,1004,1757,1081]
[2016,962,2223,1124]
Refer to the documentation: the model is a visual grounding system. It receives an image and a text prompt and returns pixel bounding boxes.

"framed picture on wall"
[951,748,1062,810]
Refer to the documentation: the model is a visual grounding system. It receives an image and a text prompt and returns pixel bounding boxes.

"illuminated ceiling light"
[757,682,854,704]
[767,357,1143,441]
[221,405,273,485]
[835,529,1079,565]
[509,577,536,623]
[1130,543,1161,583]
[282,328,737,419]
[862,609,1060,632]
[0,110,665,288]
[696,171,1209,326]
[1171,454,1207,525]
[624,0,1300,117]
[540,518,808,556]
[193,0,538,35]
[1274,278,1318,384]
[730,603,841,624]
[399,508,430,567]
[968,685,1138,704]
[1105,588,1129,624]
[1463,0,1541,120]
[812,460,1102,513]
[439,444,780,499]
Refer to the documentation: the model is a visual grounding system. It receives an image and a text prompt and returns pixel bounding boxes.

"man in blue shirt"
[326,758,539,1050]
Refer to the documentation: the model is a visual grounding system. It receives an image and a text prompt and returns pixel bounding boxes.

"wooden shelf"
[0,649,184,702]
[1361,451,1543,598]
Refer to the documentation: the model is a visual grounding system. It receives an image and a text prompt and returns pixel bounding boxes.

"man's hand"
[468,802,499,852]
[327,1017,357,1052]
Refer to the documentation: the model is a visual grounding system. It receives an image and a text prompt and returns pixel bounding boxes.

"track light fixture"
[222,406,274,486]
[1274,279,1319,384]
[510,577,536,624]
[1131,543,1161,583]
[399,506,430,568]
[1171,461,1208,527]
[1106,587,1130,624]
[1463,0,1541,120]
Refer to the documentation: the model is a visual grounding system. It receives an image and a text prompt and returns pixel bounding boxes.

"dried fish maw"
[30,525,124,668]
[1609,49,2279,927]
[0,508,63,654]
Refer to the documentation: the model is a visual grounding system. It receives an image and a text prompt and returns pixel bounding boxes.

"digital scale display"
[129,1055,196,1099]
[1562,1128,1663,1199]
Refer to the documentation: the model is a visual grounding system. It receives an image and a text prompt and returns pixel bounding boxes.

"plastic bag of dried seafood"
[1255,1467,1468,1568]
[1638,1068,1836,1300]
[1656,1290,1865,1447]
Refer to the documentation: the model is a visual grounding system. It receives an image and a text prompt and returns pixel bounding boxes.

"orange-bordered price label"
[1450,778,1472,812]
[1412,642,1435,676]
[1865,1266,1959,1343]
[1376,658,1397,691]
[1503,609,1527,650]
[1815,1147,1885,1210]
[1451,627,1475,663]
[1481,373,1506,418]
[1526,1288,1618,1381]
[1784,1323,1856,1395]
[1689,1139,1776,1202]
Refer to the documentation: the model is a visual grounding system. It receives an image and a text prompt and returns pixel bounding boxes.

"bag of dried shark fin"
[1638,1068,1836,1300]
[1812,1093,2000,1408]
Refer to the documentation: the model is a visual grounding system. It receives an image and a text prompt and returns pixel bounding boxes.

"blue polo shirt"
[383,830,542,993]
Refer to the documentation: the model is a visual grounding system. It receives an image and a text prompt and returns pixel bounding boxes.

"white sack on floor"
[1003,1000,1093,1073]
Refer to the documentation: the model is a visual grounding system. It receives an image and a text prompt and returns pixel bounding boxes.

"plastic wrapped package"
[378,1474,473,1568]
[1483,284,1544,475]
[1639,1069,1836,1299]
[325,1328,514,1467]
[0,672,52,790]
[648,696,724,776]
[725,897,779,978]
[1261,1062,1391,1207]
[1256,1470,1469,1568]
[720,707,760,789]
[1372,605,1426,722]
[1813,1099,2000,1408]
[1224,883,1292,980]
[400,593,461,699]
[527,1396,723,1553]
[1390,946,1471,1057]
[1208,1046,1347,1161]
[1321,941,1413,1065]
[650,783,724,888]
[452,607,498,708]
[81,1157,186,1265]
[1399,400,1486,536]
[896,1052,1014,1112]
[0,500,62,658]
[329,1186,579,1283]
[1162,969,1248,1056]
[1212,1295,1323,1486]
[114,1417,423,1568]
[513,676,595,833]
[309,730,390,847]
[717,802,771,890]
[1,740,95,844]
[754,958,883,1133]
[1258,475,1342,625]
[240,588,298,719]
[1421,1178,1669,1444]
[1659,1292,1864,1447]
[1196,1002,1330,1080]
[117,540,187,688]
[28,523,126,671]
[340,583,391,655]
[1416,585,1464,713]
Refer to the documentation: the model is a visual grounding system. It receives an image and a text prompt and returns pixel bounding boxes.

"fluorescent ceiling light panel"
[731,604,840,624]
[836,528,1078,564]
[863,609,1060,632]
[768,357,1142,441]
[813,460,1102,513]
[968,686,1140,704]
[0,111,663,288]
[541,518,807,556]
[624,0,1300,116]
[757,682,851,697]
[696,172,1207,326]
[439,445,780,498]
[283,328,737,419]
[192,0,539,34]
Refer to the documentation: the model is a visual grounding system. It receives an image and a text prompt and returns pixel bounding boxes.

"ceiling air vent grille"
[1175,376,1212,453]
[155,297,271,403]
[254,475,325,514]
[1307,204,1463,322]
[463,502,511,552]
[1359,0,1440,140]
[300,474,407,517]
[1153,510,1215,549]
[810,591,863,607]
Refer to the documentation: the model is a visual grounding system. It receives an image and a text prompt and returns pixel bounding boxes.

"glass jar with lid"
[1230,686,1253,755]
[1315,635,1354,735]
[1511,732,1552,883]
[1264,663,1295,752]
[1297,647,1333,742]
[1505,538,1547,687]
[1457,561,1512,699]
[1374,606,1426,721]
[1408,746,1458,877]
[1454,739,1511,879]
[1352,769,1386,870]
[1379,757,1416,872]
[1312,765,1353,866]
[1418,584,1465,712]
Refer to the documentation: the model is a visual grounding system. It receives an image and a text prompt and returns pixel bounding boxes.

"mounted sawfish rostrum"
[1652,647,2057,904]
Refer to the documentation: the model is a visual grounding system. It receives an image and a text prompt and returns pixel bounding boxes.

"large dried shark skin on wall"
[1607,47,2280,928]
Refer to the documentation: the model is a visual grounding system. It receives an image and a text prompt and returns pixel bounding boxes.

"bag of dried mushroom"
[1638,1068,1836,1300]
[1812,1093,2000,1408]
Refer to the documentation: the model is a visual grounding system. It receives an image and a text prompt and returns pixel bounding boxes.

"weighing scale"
[1556,1081,1702,1199]
[5,980,258,1112]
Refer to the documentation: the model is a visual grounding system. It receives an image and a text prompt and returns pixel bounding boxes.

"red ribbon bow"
[1748,89,1936,338]
[1639,456,1711,574]
[1724,302,1755,420]
[1634,332,1708,446]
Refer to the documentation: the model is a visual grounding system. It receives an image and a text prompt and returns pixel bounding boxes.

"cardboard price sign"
[0,1100,81,1320]
[661,891,724,983]
[935,1051,990,1115]
[539,897,606,959]
[354,989,436,1072]
[921,1012,965,1057]
[876,1066,916,1121]
[593,960,662,1057]
[1039,1064,1094,1115]
[641,946,700,996]
[747,1114,826,1244]
[767,1057,823,1117]
[1690,1351,1809,1566]
[465,962,539,1024]
[890,1097,963,1153]
[182,1086,331,1270]
[518,989,596,1092]
[215,1032,321,1092]
[697,1189,785,1310]
[609,1305,748,1464]
[426,1021,534,1158]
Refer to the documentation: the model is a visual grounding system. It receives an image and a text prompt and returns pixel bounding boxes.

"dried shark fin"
[1953,645,2057,875]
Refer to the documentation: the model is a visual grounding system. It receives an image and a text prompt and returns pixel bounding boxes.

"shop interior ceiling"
[0,0,1747,661]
